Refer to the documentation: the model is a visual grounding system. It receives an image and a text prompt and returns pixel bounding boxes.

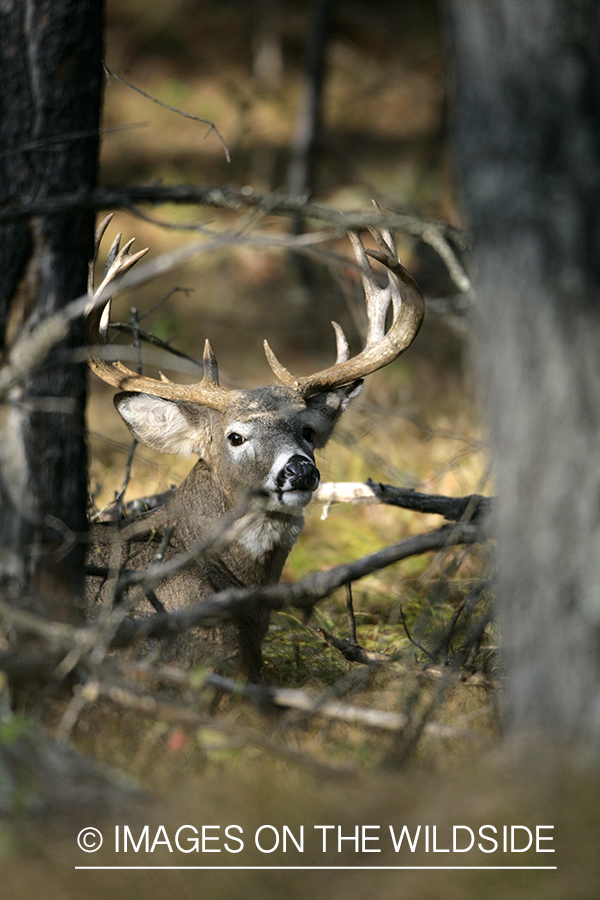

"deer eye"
[227,432,246,447]
[302,426,316,444]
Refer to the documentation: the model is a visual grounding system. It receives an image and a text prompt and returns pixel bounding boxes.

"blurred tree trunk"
[0,1,104,627]
[287,0,332,202]
[287,0,332,305]
[445,1,600,741]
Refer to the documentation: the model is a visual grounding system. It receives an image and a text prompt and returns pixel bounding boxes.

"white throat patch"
[237,510,304,558]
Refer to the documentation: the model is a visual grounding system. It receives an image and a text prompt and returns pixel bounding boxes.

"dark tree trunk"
[0,1,104,624]
[445,0,600,741]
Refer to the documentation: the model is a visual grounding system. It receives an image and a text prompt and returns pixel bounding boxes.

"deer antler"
[263,223,425,398]
[89,216,424,409]
[87,215,239,411]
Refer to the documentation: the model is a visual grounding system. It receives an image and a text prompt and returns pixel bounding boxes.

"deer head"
[88,215,423,514]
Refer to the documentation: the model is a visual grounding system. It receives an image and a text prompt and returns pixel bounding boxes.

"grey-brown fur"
[87,383,358,679]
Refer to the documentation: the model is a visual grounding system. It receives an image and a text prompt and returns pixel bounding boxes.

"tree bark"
[445,0,600,740]
[0,1,104,624]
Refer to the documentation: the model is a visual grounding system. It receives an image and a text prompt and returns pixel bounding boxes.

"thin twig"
[345,583,358,644]
[114,306,142,520]
[0,122,148,159]
[108,321,204,371]
[103,64,231,162]
[433,581,490,663]
[316,627,391,666]
[137,286,194,322]
[397,605,436,663]
[381,667,458,769]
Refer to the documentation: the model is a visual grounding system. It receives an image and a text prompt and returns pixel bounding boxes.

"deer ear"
[306,380,363,448]
[114,393,212,457]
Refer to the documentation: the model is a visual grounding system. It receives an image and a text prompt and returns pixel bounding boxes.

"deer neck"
[231,508,304,583]
[165,463,305,587]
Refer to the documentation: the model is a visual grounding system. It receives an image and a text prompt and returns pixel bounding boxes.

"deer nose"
[281,455,320,492]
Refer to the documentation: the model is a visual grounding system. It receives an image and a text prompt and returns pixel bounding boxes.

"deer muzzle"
[278,455,320,493]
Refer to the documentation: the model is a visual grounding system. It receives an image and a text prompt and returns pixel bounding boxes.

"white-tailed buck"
[86,216,424,679]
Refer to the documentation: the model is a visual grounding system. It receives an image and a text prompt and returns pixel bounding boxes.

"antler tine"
[332,321,350,363]
[264,319,350,382]
[365,203,405,332]
[360,199,404,346]
[264,225,424,398]
[263,338,296,385]
[348,231,394,350]
[92,237,150,308]
[87,224,235,412]
[88,213,114,297]
[202,339,220,385]
[367,199,396,263]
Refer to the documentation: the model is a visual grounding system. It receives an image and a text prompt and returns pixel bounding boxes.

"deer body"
[86,217,424,679]
[87,383,357,677]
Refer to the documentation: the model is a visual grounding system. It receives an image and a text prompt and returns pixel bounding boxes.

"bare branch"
[90,660,479,742]
[316,626,392,666]
[76,676,350,777]
[109,522,484,649]
[196,672,471,739]
[0,522,484,683]
[0,186,469,290]
[315,481,492,523]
